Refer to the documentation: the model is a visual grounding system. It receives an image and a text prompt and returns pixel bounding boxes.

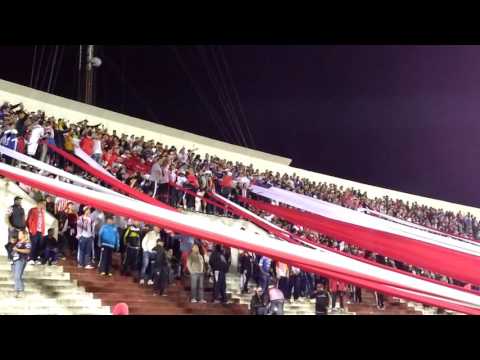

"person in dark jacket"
[41,228,58,266]
[310,283,331,315]
[152,239,170,296]
[250,286,269,315]
[6,196,26,245]
[121,220,142,276]
[239,251,255,294]
[209,244,229,304]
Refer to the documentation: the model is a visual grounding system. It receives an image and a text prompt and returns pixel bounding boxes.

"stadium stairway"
[0,256,111,315]
[60,255,249,315]
[225,272,436,315]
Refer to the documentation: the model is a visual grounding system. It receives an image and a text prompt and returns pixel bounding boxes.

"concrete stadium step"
[0,279,77,288]
[58,256,250,315]
[0,256,110,315]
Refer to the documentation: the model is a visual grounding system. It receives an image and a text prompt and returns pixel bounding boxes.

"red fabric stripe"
[240,196,480,285]
[4,166,480,313]
[45,143,176,212]
[215,194,480,297]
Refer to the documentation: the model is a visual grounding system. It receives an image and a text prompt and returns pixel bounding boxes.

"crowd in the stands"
[1,100,475,313]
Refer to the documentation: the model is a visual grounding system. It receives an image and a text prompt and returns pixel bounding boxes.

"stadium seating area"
[0,98,474,315]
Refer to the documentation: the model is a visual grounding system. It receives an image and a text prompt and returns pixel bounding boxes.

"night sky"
[0,45,479,207]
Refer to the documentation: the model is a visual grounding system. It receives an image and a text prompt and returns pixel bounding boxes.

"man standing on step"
[310,283,331,316]
[76,207,96,269]
[329,277,347,312]
[209,244,229,304]
[98,215,119,276]
[187,244,207,303]
[275,261,289,298]
[11,229,31,298]
[152,239,171,296]
[238,251,255,294]
[140,226,161,286]
[121,220,142,277]
[91,208,105,267]
[258,255,272,294]
[6,196,26,251]
[26,199,46,265]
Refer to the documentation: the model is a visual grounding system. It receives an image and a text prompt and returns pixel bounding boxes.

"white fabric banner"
[250,185,480,256]
[0,145,124,198]
[73,139,115,179]
[360,208,479,246]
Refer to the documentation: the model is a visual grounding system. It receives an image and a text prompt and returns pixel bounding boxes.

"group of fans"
[1,100,475,313]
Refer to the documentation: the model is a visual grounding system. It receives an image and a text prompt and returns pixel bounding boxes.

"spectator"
[250,286,268,315]
[79,130,94,156]
[27,120,45,158]
[275,261,290,298]
[152,239,170,296]
[140,225,161,286]
[209,244,229,304]
[11,229,31,298]
[42,228,58,265]
[60,202,78,257]
[91,208,105,266]
[26,199,46,265]
[187,244,207,303]
[330,278,347,311]
[121,220,142,277]
[287,265,302,303]
[266,281,285,315]
[76,206,96,269]
[45,195,55,215]
[98,215,119,276]
[5,230,18,265]
[6,196,26,245]
[375,291,385,310]
[91,132,103,163]
[258,255,272,293]
[310,283,331,315]
[238,250,255,294]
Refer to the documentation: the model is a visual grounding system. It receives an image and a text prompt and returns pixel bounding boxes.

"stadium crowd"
[0,100,476,313]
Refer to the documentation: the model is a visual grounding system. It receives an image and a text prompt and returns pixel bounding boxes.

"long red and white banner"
[44,142,177,212]
[2,162,480,313]
[359,207,479,245]
[240,195,480,286]
[0,145,126,199]
[213,192,480,299]
[250,185,480,254]
[72,139,115,179]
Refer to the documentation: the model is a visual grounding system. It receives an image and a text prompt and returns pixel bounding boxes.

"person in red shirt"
[221,171,233,197]
[102,147,118,168]
[329,277,347,312]
[26,199,47,265]
[80,131,94,156]
[187,170,199,189]
[134,158,149,175]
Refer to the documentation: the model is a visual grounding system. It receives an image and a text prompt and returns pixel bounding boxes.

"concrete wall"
[0,78,478,217]
[0,179,58,256]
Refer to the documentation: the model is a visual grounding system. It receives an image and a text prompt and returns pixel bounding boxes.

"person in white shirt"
[76,207,96,269]
[175,171,188,209]
[140,226,161,285]
[27,121,45,158]
[91,208,105,264]
[237,172,251,198]
[92,132,103,164]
